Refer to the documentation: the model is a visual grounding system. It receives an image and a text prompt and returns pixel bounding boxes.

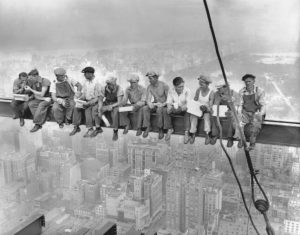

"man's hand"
[200,105,208,112]
[44,97,51,103]
[148,102,155,109]
[167,105,173,114]
[156,103,165,108]
[24,86,32,92]
[181,104,187,112]
[56,98,64,105]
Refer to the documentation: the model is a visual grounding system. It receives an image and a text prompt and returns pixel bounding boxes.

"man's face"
[244,77,255,90]
[148,76,158,85]
[218,86,228,95]
[107,82,116,90]
[175,82,185,94]
[20,75,28,83]
[32,74,39,81]
[84,72,94,80]
[56,75,65,82]
[130,81,138,89]
[199,80,208,88]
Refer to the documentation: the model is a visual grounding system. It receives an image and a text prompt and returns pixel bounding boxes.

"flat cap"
[127,74,140,83]
[54,67,66,76]
[198,75,212,83]
[81,66,95,74]
[19,72,28,78]
[145,71,159,78]
[215,79,229,88]
[242,74,256,81]
[106,76,117,84]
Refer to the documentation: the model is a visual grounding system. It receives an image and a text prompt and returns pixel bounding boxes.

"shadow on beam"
[0,98,299,147]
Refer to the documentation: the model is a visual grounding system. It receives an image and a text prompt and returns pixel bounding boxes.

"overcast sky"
[0,0,299,51]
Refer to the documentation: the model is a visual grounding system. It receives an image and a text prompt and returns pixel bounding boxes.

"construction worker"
[236,74,266,150]
[25,69,52,132]
[142,71,171,139]
[166,76,191,143]
[50,67,82,128]
[11,72,32,127]
[189,75,214,144]
[122,74,147,136]
[98,76,126,141]
[69,66,102,137]
[210,80,240,147]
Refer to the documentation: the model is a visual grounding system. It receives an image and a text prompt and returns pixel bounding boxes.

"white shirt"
[197,89,212,106]
[167,87,191,107]
[82,78,102,101]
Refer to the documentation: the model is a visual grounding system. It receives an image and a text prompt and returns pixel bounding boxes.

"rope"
[202,0,275,234]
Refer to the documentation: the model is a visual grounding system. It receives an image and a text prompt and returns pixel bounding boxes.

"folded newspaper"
[212,105,228,117]
[187,100,203,117]
[74,99,87,108]
[13,94,29,101]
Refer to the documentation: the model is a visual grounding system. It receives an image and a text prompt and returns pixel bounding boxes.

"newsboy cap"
[198,75,212,84]
[242,74,255,81]
[145,71,159,78]
[54,67,66,76]
[127,74,140,83]
[106,76,117,84]
[81,66,95,74]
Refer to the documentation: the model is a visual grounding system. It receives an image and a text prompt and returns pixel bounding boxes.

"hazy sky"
[0,0,299,52]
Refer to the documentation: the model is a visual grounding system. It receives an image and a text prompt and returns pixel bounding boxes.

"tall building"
[60,162,81,189]
[83,180,100,204]
[128,143,160,175]
[203,187,222,226]
[96,141,110,164]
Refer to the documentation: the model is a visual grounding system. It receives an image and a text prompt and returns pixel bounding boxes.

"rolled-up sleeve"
[166,90,173,105]
[140,87,147,102]
[13,80,20,94]
[96,83,104,98]
[117,86,124,97]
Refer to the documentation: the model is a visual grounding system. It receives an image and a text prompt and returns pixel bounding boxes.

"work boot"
[238,139,243,148]
[65,119,72,125]
[205,134,210,145]
[227,138,234,148]
[19,118,25,127]
[59,123,64,129]
[165,129,173,141]
[184,131,190,144]
[158,128,164,140]
[190,133,196,144]
[112,130,118,141]
[210,136,218,145]
[90,127,103,137]
[143,127,150,138]
[136,128,142,136]
[83,128,94,138]
[69,126,81,136]
[123,125,130,135]
[12,115,18,119]
[30,124,42,133]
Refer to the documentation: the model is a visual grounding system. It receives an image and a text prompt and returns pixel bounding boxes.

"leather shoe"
[190,133,196,144]
[136,128,142,136]
[83,128,94,138]
[59,123,64,129]
[19,118,25,127]
[248,143,255,151]
[184,132,190,144]
[12,115,18,119]
[158,128,164,140]
[90,127,103,137]
[123,125,130,135]
[210,136,218,145]
[30,124,42,133]
[112,130,118,141]
[69,126,81,136]
[165,129,173,141]
[205,135,210,145]
[238,139,243,148]
[227,138,234,148]
[143,128,150,138]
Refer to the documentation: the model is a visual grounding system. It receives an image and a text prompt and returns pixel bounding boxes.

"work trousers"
[142,106,172,130]
[52,100,75,124]
[11,100,29,118]
[168,107,190,131]
[190,112,211,134]
[73,104,100,129]
[28,99,51,125]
